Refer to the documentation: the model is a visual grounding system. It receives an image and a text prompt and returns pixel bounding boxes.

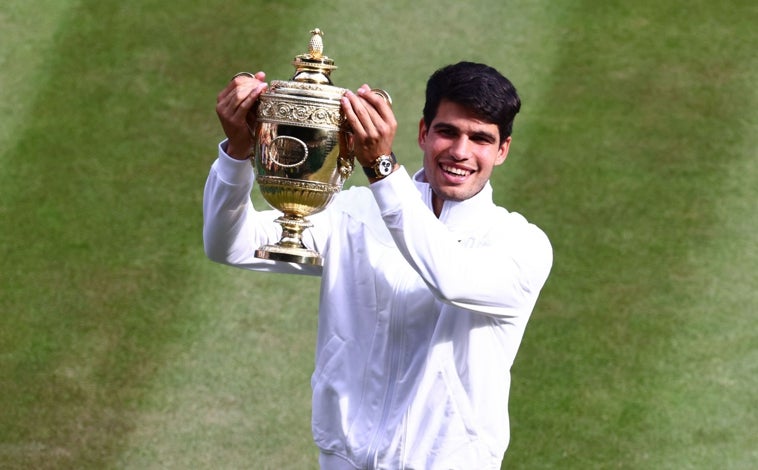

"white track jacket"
[203,143,553,469]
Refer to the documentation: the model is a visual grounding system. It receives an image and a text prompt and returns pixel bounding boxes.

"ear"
[495,136,512,166]
[417,118,428,149]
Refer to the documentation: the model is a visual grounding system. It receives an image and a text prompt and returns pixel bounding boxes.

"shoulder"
[322,185,392,243]
[321,185,381,224]
[329,185,377,215]
[493,206,547,237]
[490,207,553,266]
[335,184,374,203]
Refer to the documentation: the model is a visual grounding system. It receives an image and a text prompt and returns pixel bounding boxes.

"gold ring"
[371,88,392,106]
[232,72,255,81]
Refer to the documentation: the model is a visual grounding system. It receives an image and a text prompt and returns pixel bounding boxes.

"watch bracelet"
[362,152,397,178]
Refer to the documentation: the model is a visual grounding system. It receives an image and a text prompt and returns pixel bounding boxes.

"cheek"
[479,150,502,172]
[422,145,441,166]
[478,162,496,179]
[422,153,438,178]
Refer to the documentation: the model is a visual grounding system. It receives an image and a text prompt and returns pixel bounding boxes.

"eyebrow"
[432,122,497,144]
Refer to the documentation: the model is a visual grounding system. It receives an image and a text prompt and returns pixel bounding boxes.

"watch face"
[378,157,393,176]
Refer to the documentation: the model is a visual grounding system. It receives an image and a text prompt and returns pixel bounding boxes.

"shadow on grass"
[0,1,317,468]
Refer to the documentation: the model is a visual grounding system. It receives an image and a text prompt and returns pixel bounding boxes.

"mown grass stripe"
[1,0,755,468]
[0,1,80,154]
[505,0,758,467]
[114,1,567,467]
[0,0,238,467]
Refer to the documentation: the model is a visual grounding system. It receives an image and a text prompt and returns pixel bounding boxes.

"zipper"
[365,274,408,469]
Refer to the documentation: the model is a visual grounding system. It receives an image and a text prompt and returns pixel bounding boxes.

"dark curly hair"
[422,62,521,142]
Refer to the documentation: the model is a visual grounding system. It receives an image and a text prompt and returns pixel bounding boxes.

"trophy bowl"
[253,83,352,265]
[251,29,352,266]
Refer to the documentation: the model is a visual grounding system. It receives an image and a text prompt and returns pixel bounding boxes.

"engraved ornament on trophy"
[250,28,390,266]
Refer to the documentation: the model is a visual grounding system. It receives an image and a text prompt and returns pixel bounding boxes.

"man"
[204,62,552,469]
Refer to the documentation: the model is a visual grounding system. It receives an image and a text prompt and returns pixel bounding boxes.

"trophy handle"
[337,153,354,178]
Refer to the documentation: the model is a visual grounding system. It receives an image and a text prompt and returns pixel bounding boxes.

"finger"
[350,94,394,148]
[234,83,267,118]
[218,82,250,113]
[357,87,394,124]
[222,82,266,120]
[341,90,371,136]
[353,90,386,133]
[217,80,239,104]
[220,70,266,103]
[230,70,265,84]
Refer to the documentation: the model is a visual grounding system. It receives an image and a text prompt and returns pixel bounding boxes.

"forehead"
[430,100,500,138]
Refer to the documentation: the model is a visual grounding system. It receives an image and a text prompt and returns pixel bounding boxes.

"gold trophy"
[251,28,389,266]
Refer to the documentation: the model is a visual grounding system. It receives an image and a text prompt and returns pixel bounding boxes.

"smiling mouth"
[441,164,471,177]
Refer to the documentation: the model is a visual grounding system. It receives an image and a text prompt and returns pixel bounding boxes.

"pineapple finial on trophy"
[291,27,336,85]
[309,28,324,59]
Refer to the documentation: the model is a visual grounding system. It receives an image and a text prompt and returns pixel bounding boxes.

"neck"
[432,193,444,218]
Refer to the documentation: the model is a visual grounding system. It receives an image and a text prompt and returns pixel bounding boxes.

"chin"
[434,189,468,203]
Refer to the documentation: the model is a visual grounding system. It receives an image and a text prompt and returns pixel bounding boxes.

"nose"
[449,136,470,161]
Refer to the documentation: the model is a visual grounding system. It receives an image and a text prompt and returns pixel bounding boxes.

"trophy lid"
[291,28,337,85]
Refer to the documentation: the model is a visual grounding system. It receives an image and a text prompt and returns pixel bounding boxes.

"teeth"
[442,165,469,176]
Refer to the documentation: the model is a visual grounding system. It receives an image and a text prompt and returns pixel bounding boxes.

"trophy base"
[255,244,323,266]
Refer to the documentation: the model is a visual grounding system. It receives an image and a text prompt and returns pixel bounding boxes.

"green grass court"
[1,0,756,468]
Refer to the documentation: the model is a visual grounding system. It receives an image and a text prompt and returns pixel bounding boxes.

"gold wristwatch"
[362,153,397,180]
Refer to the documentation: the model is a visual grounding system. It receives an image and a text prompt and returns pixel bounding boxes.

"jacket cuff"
[214,139,254,186]
[370,166,417,216]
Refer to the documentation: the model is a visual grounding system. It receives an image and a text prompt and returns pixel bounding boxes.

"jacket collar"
[412,169,497,227]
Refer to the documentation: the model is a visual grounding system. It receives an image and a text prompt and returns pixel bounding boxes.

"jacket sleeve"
[371,168,553,317]
[202,141,323,276]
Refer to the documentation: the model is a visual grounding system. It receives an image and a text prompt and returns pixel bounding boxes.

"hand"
[341,84,397,169]
[216,71,268,160]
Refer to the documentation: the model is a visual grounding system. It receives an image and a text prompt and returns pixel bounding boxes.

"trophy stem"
[254,215,323,266]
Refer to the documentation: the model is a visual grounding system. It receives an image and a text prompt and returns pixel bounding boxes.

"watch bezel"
[363,153,397,179]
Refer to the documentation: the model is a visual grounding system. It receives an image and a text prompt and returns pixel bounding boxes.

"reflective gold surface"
[252,29,351,266]
[252,29,389,266]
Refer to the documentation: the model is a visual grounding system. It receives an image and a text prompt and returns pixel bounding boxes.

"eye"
[471,133,496,144]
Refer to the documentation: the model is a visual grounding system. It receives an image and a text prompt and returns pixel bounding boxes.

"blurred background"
[1,0,755,468]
